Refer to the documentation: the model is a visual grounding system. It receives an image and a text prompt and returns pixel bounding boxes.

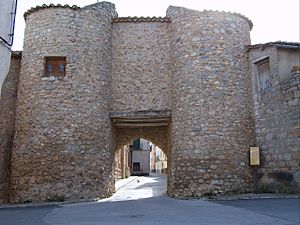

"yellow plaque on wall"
[250,147,260,166]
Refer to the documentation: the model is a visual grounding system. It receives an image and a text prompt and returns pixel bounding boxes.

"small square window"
[44,57,66,77]
[133,162,140,172]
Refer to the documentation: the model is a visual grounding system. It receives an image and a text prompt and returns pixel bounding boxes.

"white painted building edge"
[0,0,16,97]
[132,150,150,174]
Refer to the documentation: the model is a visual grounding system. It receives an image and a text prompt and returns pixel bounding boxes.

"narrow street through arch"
[102,174,167,202]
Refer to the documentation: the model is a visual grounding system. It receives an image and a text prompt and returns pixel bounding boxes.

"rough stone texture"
[114,127,170,156]
[4,2,299,204]
[0,52,21,203]
[111,21,171,112]
[249,46,300,193]
[114,145,130,181]
[10,2,117,203]
[167,6,255,197]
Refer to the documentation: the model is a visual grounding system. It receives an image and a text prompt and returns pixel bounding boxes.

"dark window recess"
[133,139,140,150]
[256,58,271,92]
[44,57,66,77]
[133,162,140,172]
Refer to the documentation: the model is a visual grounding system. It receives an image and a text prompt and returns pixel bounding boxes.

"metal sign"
[250,147,260,166]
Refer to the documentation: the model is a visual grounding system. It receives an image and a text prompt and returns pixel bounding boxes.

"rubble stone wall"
[6,2,264,203]
[114,127,170,155]
[249,47,300,193]
[10,2,117,203]
[167,6,254,197]
[0,53,21,203]
[111,21,171,112]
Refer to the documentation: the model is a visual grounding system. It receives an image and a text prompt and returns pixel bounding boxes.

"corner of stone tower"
[166,5,207,17]
[166,5,252,31]
[166,5,190,18]
[82,1,118,18]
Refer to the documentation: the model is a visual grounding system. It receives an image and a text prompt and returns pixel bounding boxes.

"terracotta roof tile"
[112,17,171,23]
[24,4,80,20]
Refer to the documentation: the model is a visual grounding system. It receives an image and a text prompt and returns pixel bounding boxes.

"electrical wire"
[0,0,18,48]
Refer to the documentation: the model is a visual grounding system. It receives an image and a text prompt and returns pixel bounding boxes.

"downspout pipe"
[0,0,18,47]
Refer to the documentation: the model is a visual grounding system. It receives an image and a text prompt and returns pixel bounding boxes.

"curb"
[0,198,97,209]
[1,190,298,209]
[0,177,139,209]
[205,194,300,201]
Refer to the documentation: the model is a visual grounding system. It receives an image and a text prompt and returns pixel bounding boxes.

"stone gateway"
[0,2,299,203]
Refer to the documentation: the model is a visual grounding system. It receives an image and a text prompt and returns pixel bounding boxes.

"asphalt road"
[0,174,299,225]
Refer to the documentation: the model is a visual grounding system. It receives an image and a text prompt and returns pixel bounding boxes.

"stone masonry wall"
[249,46,300,193]
[6,2,262,203]
[0,52,21,203]
[114,127,170,156]
[10,2,117,203]
[111,21,171,112]
[167,6,254,197]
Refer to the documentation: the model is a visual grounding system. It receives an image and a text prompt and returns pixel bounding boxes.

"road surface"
[0,174,299,225]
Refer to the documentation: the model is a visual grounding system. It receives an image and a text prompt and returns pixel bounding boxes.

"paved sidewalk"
[0,174,298,209]
[196,192,299,201]
[0,174,299,225]
[0,177,139,209]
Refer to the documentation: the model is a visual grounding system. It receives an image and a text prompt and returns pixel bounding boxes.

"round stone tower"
[10,2,117,203]
[167,6,254,197]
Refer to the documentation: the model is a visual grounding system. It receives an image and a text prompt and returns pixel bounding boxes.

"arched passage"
[113,126,170,178]
[110,110,171,172]
[114,127,170,156]
[113,137,169,199]
[112,135,169,199]
[111,111,171,196]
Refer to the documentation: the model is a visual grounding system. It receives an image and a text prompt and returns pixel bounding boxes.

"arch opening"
[111,123,170,199]
[113,138,168,180]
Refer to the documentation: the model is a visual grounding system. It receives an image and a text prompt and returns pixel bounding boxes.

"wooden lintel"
[110,110,171,128]
[109,110,172,119]
[114,122,169,127]
[112,118,171,123]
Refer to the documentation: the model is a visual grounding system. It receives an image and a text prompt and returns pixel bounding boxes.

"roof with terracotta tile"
[112,17,171,23]
[24,4,80,20]
[23,4,252,30]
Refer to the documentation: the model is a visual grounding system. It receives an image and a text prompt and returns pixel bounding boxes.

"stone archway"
[114,127,169,156]
[6,1,257,203]
[110,110,171,193]
[111,110,171,157]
